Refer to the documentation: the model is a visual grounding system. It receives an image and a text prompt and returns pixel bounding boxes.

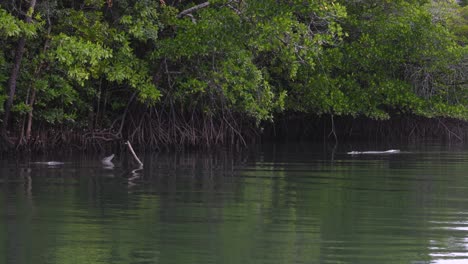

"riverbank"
[263,115,468,143]
[1,115,467,153]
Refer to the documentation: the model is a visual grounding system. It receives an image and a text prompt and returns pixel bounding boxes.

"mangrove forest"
[0,0,467,150]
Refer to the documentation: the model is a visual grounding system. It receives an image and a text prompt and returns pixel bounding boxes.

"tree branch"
[177,2,210,18]
[125,141,144,167]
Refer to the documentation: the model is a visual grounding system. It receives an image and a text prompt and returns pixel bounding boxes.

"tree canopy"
[0,0,467,148]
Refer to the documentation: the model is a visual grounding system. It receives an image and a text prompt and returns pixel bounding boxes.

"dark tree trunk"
[0,0,36,150]
[1,0,38,147]
[2,37,26,134]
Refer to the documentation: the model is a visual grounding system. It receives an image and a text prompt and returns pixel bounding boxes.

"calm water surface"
[2,143,468,264]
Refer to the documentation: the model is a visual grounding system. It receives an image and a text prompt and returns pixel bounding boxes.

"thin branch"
[118,91,137,136]
[177,2,210,18]
[438,119,463,142]
[125,141,144,167]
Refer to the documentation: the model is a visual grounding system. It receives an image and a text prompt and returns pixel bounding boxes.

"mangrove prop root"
[6,110,468,152]
[125,141,143,167]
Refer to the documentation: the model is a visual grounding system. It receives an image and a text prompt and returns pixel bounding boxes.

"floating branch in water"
[31,161,65,166]
[101,154,115,169]
[101,154,115,163]
[347,149,401,155]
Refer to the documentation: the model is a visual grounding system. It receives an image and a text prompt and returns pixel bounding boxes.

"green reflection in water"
[1,144,468,264]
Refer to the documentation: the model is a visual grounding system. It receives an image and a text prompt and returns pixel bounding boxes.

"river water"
[1,143,468,264]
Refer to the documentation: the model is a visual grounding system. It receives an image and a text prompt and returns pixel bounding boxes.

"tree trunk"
[25,88,36,141]
[1,0,38,141]
[2,37,26,134]
[24,9,51,145]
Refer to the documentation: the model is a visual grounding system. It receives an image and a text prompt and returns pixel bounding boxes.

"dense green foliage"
[0,0,467,147]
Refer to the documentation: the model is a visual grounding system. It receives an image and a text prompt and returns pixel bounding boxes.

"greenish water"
[2,143,468,264]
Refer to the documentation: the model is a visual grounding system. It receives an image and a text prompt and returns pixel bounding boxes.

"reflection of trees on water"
[2,146,468,263]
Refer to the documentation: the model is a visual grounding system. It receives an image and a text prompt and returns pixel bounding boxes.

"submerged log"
[347,149,401,155]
